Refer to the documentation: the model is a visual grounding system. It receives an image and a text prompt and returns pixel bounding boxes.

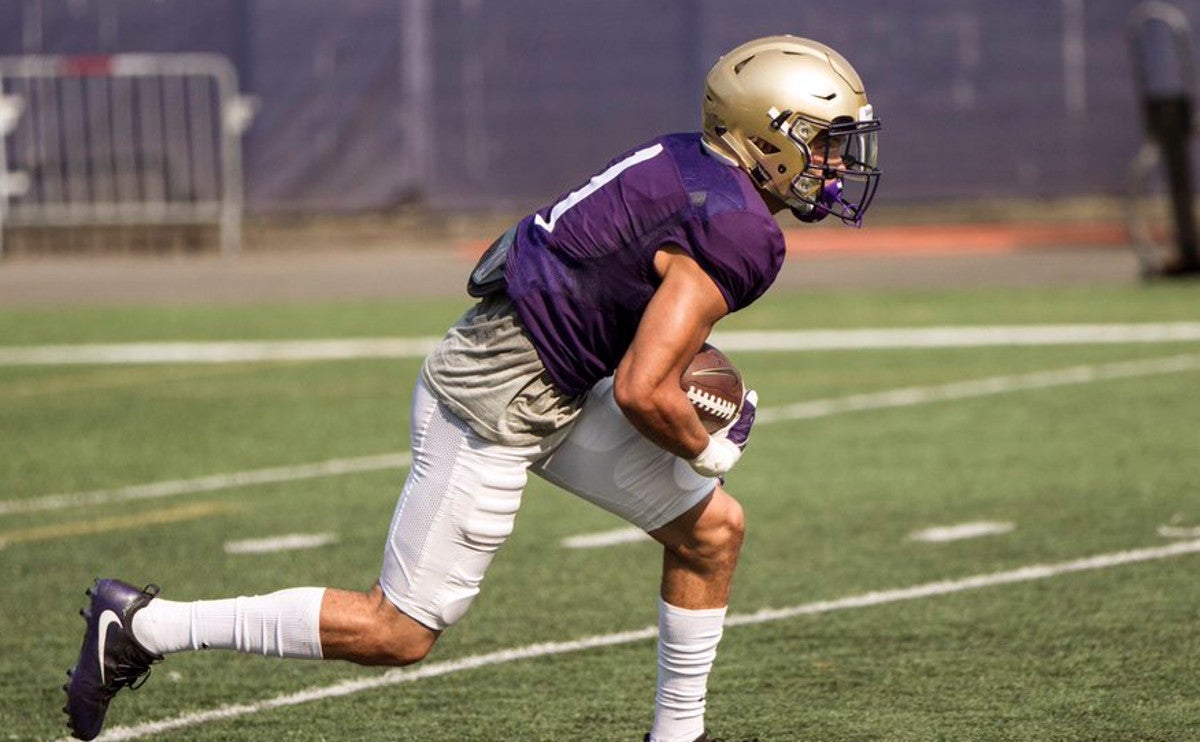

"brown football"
[680,343,744,433]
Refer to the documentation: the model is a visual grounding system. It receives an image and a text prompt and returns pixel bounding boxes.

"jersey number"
[534,143,664,233]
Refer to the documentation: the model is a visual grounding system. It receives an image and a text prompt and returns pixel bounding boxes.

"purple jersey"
[504,133,786,396]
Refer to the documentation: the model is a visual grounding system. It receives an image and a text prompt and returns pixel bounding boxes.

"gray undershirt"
[420,292,585,446]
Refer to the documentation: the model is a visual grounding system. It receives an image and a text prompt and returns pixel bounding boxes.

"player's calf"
[317,585,440,666]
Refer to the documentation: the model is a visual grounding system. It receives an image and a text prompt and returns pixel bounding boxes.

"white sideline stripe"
[710,323,1200,352]
[5,323,1200,366]
[0,338,442,366]
[88,538,1200,741]
[6,354,1199,519]
[910,521,1015,542]
[224,533,339,555]
[0,453,411,516]
[561,527,650,549]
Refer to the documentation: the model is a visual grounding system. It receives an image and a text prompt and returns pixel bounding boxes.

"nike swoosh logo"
[691,369,737,378]
[97,610,123,686]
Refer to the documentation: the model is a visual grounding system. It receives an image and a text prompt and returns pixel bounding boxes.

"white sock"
[130,587,325,659]
[650,598,726,742]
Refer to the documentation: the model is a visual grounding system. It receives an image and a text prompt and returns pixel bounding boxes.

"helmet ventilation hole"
[749,137,780,155]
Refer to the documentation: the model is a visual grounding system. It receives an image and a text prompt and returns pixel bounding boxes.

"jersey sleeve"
[683,210,787,312]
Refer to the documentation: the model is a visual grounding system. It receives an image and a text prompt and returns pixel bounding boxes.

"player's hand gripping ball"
[681,343,745,433]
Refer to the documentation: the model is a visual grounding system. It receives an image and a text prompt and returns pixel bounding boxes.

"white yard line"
[5,323,1200,366]
[0,453,411,516]
[565,522,1018,551]
[910,522,1016,543]
[86,537,1200,741]
[224,533,339,555]
[754,354,1200,424]
[561,527,650,549]
[5,354,1198,518]
[1158,524,1200,539]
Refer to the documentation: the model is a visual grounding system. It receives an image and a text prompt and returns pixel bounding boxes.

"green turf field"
[2,284,1199,741]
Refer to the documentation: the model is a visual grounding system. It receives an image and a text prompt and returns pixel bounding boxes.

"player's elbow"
[612,372,661,423]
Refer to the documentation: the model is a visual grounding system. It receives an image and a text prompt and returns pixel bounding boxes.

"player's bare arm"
[613,245,728,459]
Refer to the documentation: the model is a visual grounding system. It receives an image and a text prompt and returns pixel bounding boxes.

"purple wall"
[1,0,1193,214]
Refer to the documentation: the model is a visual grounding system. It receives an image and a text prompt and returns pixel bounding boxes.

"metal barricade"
[0,54,254,258]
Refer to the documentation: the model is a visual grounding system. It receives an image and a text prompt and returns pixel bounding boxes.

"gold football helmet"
[702,35,881,225]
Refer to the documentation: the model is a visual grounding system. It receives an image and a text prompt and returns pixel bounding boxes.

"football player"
[64,35,880,742]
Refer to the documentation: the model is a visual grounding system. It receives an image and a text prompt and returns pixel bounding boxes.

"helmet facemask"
[771,108,881,227]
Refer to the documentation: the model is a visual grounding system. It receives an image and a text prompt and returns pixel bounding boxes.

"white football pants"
[379,375,716,630]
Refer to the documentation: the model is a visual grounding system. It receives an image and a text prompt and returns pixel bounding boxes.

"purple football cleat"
[63,579,163,741]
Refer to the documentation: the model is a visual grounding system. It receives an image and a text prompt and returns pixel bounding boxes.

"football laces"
[686,385,738,420]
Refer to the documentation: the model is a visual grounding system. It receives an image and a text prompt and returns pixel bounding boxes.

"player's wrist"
[688,435,742,477]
